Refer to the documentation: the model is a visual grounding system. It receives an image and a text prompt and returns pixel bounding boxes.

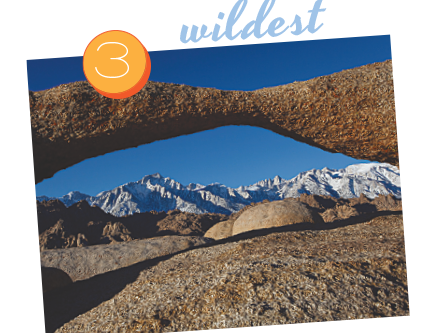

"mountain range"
[37,163,401,216]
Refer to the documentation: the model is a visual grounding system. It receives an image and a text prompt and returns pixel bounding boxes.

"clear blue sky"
[28,35,392,197]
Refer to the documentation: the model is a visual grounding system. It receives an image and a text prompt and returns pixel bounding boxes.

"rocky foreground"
[37,193,401,250]
[38,193,408,332]
[43,212,407,332]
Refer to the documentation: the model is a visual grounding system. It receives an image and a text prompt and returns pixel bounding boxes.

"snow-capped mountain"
[37,163,401,216]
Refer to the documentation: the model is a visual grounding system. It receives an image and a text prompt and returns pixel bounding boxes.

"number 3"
[95,42,129,79]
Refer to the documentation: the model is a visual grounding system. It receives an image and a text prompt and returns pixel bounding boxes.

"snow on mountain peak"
[36,163,401,217]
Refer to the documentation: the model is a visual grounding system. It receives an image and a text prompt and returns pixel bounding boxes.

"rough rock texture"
[41,236,212,282]
[155,209,226,236]
[39,219,134,251]
[30,60,398,184]
[321,204,359,223]
[204,199,273,240]
[44,214,407,333]
[204,194,402,240]
[294,193,402,217]
[204,220,235,240]
[232,200,324,236]
[37,199,227,250]
[37,193,401,246]
[38,194,402,245]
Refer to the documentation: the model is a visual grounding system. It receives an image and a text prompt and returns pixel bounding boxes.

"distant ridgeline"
[37,163,401,217]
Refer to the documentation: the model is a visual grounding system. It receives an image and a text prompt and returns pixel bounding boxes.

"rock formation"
[41,267,73,294]
[32,55,404,331]
[38,194,406,330]
[41,235,213,282]
[30,60,398,184]
[37,194,402,246]
[204,220,235,240]
[232,200,324,236]
[321,204,359,223]
[37,199,227,250]
[44,214,408,332]
[204,194,402,240]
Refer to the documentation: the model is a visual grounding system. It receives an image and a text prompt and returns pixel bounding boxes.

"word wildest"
[180,0,326,43]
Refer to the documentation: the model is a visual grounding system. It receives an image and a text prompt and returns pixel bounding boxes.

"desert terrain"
[38,193,408,332]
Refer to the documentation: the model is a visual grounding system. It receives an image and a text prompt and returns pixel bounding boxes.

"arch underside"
[30,60,398,184]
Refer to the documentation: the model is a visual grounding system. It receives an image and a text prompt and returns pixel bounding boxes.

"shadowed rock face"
[40,235,213,283]
[37,200,227,251]
[41,267,73,293]
[30,60,398,184]
[37,194,402,246]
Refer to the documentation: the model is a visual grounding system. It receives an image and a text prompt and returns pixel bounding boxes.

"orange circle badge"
[83,30,151,99]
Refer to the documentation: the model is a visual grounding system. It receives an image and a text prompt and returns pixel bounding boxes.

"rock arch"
[30,60,398,184]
